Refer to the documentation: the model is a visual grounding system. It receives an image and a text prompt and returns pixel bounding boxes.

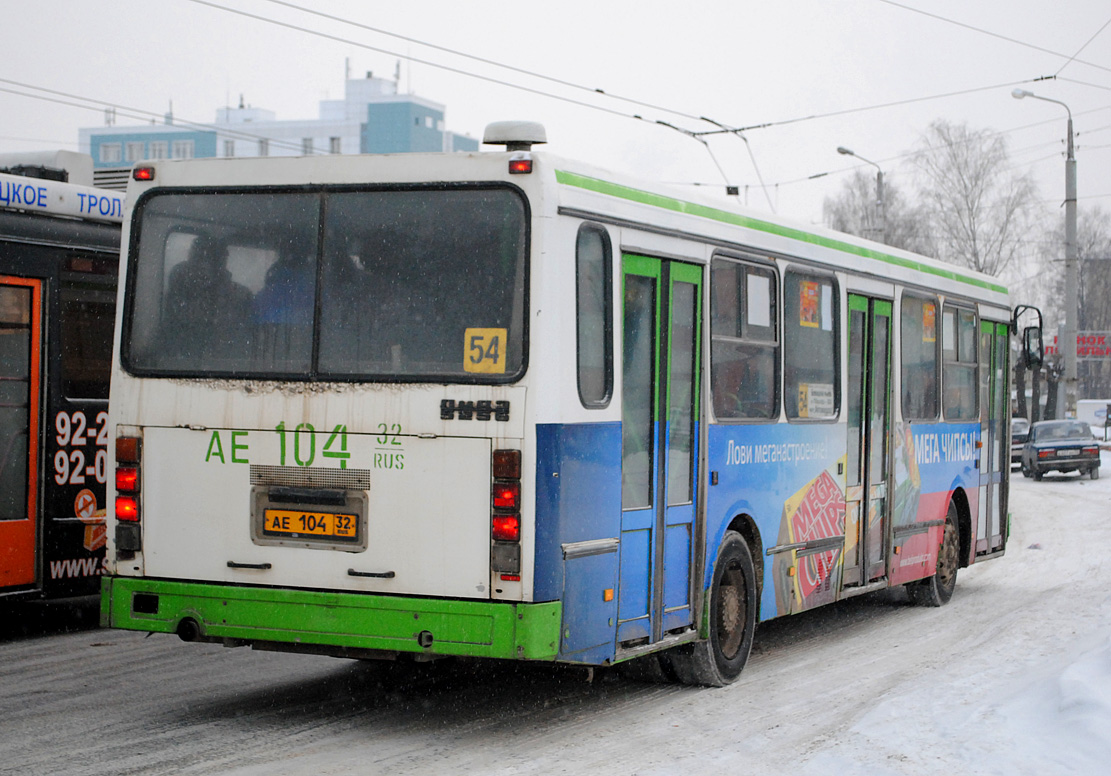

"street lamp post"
[1012,88,1078,418]
[837,146,885,244]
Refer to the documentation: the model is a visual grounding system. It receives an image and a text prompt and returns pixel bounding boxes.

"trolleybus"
[1,161,122,601]
[100,122,1017,684]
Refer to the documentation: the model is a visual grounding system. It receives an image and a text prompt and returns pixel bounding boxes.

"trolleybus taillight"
[115,467,139,492]
[115,436,143,550]
[115,496,139,522]
[491,449,522,579]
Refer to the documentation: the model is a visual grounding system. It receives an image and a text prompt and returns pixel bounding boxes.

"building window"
[149,141,167,160]
[575,224,612,407]
[943,305,978,421]
[171,140,194,159]
[425,116,433,128]
[224,140,235,157]
[302,137,314,155]
[258,139,269,157]
[784,270,838,420]
[99,143,122,164]
[329,136,341,154]
[125,142,145,163]
[901,294,940,421]
[711,257,778,420]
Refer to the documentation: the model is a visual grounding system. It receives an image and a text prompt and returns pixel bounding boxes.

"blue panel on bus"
[534,422,622,600]
[559,550,618,662]
[535,422,623,663]
[662,523,692,612]
[617,527,651,625]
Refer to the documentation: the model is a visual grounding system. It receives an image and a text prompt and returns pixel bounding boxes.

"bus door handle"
[227,561,273,570]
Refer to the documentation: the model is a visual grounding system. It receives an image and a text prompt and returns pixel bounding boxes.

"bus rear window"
[123,186,528,382]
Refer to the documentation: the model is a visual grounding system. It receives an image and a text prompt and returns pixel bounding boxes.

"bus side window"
[710,258,778,420]
[783,271,839,420]
[575,224,612,407]
[942,306,978,421]
[901,295,940,421]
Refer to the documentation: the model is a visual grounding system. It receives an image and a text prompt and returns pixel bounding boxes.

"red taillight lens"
[1084,446,1100,455]
[1038,450,1055,459]
[116,496,139,522]
[491,448,522,575]
[508,157,533,174]
[133,166,155,181]
[492,514,520,542]
[493,450,521,479]
[116,467,139,492]
[493,482,520,510]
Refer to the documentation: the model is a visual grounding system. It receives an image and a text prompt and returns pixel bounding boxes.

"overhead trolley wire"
[253,0,706,124]
[0,77,324,157]
[876,0,1111,76]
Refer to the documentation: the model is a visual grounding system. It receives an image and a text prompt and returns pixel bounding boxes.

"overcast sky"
[3,0,1110,245]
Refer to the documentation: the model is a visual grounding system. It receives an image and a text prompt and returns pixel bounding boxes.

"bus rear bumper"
[100,576,561,661]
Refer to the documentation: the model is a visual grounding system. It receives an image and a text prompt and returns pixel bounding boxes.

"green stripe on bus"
[101,576,561,661]
[555,170,1008,296]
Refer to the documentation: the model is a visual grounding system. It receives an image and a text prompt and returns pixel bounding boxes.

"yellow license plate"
[262,509,359,540]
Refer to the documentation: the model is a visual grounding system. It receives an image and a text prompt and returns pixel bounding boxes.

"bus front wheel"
[909,502,959,607]
[666,531,757,687]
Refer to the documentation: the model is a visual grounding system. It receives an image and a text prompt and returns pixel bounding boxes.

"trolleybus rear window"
[123,186,528,382]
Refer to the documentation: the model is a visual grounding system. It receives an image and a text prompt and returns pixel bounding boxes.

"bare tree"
[914,120,1040,276]
[1041,207,1111,399]
[822,170,932,253]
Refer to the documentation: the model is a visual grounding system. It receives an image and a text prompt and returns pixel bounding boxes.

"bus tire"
[666,530,756,687]
[909,502,959,607]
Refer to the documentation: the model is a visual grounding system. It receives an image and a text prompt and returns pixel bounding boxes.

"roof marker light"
[133,166,155,181]
[508,154,533,174]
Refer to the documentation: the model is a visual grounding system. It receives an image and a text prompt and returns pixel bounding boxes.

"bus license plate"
[262,509,359,541]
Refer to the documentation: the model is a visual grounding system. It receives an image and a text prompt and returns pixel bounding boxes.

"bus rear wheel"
[909,503,959,607]
[666,531,756,687]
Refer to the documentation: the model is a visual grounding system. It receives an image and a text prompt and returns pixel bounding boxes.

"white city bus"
[101,122,1016,685]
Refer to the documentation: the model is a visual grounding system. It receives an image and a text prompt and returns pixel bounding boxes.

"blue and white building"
[79,72,478,189]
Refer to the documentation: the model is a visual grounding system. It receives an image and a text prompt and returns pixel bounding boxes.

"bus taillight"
[492,514,520,542]
[115,436,143,551]
[491,448,522,578]
[116,467,139,492]
[117,436,141,463]
[493,450,521,479]
[115,496,139,522]
[492,482,520,510]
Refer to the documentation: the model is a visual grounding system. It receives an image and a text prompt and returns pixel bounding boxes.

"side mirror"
[1023,326,1044,369]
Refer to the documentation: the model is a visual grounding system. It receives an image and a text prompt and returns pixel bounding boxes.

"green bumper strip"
[101,576,561,661]
[555,169,1008,295]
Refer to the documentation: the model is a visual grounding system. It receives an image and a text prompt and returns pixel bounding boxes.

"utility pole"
[1013,89,1078,416]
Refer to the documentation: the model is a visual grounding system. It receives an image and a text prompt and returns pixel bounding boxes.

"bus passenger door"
[977,321,1008,554]
[0,277,41,590]
[844,295,892,586]
[619,255,702,646]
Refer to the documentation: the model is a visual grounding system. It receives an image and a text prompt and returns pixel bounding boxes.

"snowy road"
[2,461,1110,775]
